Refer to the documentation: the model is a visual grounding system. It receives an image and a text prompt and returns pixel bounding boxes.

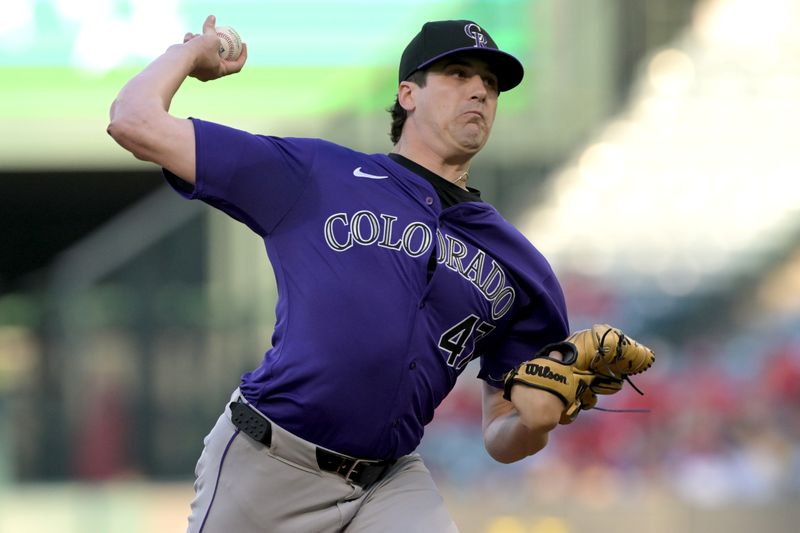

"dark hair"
[388,70,428,144]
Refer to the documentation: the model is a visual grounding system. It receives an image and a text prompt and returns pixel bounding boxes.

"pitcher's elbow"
[107,111,132,143]
[107,114,148,160]
[106,117,123,144]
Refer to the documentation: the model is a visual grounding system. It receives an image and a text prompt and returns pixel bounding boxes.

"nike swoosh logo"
[353,167,388,179]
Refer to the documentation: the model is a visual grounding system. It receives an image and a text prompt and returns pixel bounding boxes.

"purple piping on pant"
[199,429,240,533]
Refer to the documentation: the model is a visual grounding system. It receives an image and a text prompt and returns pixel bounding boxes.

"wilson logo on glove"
[523,363,567,384]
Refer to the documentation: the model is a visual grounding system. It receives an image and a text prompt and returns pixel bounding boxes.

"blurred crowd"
[421,318,800,507]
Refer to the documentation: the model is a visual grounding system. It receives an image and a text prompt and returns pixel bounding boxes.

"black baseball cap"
[399,20,524,92]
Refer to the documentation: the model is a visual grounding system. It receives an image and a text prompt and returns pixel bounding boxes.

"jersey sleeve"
[477,272,570,389]
[163,118,315,235]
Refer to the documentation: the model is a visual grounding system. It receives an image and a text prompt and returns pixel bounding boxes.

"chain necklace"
[454,171,469,185]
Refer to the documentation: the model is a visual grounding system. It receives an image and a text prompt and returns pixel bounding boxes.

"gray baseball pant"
[186,390,459,532]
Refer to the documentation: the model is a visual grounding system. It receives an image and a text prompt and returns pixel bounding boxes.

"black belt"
[229,400,395,487]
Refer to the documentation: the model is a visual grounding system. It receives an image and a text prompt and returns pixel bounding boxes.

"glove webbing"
[591,328,647,396]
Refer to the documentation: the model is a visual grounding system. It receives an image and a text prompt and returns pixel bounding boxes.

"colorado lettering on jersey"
[323,210,516,320]
[324,211,432,257]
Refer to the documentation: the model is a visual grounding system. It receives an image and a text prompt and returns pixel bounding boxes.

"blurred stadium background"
[1,0,799,531]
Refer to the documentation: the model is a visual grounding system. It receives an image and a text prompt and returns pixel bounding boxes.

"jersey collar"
[387,153,482,209]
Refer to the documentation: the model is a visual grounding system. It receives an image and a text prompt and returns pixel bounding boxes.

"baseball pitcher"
[108,15,654,533]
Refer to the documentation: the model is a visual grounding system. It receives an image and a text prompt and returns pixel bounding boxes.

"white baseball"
[217,26,242,61]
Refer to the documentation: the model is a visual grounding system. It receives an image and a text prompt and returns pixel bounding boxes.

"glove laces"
[595,328,651,414]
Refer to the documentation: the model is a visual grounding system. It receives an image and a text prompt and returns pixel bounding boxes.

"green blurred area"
[0,66,396,120]
[0,0,534,168]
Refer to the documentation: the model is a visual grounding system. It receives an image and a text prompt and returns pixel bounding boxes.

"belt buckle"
[342,458,366,483]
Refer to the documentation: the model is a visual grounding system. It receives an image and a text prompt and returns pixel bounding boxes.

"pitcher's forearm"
[110,43,199,123]
[483,411,551,463]
[482,383,563,464]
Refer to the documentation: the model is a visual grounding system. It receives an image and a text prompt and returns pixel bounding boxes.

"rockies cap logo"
[464,23,488,48]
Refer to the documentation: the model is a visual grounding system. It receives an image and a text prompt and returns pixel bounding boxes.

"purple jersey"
[166,118,569,460]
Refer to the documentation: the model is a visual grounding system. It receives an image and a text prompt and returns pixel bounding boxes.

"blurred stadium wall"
[2,1,800,532]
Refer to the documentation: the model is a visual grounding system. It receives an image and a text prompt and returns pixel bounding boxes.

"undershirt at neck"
[388,153,483,208]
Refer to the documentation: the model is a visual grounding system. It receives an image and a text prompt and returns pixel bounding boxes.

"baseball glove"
[502,343,600,425]
[567,324,655,381]
[503,325,655,424]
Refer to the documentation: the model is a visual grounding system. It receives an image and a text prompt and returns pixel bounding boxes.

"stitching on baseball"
[219,33,236,60]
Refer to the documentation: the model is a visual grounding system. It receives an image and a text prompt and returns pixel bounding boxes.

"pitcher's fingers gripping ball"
[217,26,243,61]
[568,324,655,379]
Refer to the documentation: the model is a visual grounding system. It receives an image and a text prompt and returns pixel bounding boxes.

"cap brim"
[414,47,524,92]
